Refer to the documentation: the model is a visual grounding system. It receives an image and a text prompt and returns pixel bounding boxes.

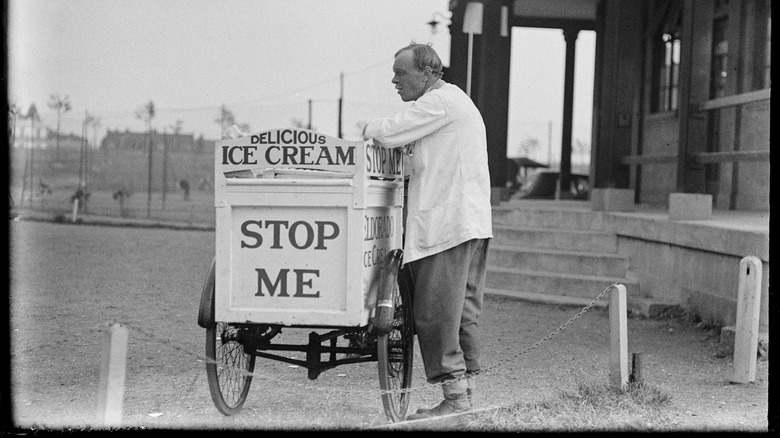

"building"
[445,0,770,349]
[445,0,770,211]
[11,104,46,149]
[100,128,215,152]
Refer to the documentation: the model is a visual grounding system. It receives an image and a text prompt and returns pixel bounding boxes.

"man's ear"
[423,66,433,81]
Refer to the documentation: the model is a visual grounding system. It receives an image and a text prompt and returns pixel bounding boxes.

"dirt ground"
[7,219,772,431]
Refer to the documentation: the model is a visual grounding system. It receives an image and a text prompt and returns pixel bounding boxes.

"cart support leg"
[307,332,321,380]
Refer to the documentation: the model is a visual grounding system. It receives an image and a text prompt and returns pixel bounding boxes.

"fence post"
[71,198,80,222]
[730,256,762,384]
[96,323,129,427]
[609,284,629,388]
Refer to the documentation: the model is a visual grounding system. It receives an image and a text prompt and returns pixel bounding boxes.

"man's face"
[392,50,429,102]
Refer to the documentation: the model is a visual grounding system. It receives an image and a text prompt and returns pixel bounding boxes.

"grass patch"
[463,380,674,431]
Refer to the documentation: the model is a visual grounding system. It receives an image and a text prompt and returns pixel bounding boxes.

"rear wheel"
[377,267,414,421]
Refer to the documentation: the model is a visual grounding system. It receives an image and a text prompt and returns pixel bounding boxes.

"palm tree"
[215,105,236,138]
[48,94,72,157]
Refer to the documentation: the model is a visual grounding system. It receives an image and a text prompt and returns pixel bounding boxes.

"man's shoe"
[407,391,470,421]
[466,373,476,407]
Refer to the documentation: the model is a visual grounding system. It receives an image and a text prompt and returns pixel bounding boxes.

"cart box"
[214,128,404,327]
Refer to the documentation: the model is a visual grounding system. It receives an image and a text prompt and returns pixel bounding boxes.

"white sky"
[8,0,594,163]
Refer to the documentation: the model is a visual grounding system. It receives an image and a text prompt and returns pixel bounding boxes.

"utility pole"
[548,120,553,166]
[79,111,86,189]
[28,115,35,208]
[147,127,153,218]
[338,72,343,138]
[162,128,168,210]
[136,101,156,218]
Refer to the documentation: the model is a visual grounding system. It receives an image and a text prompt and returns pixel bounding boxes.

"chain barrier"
[94,282,617,399]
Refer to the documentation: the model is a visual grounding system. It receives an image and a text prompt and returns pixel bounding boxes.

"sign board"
[214,128,403,327]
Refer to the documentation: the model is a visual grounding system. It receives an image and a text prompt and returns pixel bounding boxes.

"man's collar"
[424,79,445,95]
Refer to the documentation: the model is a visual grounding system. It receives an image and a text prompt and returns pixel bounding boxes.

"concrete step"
[485,266,639,300]
[493,207,606,231]
[488,244,629,277]
[492,224,617,253]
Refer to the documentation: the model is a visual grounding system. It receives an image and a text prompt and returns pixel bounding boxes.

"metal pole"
[466,33,474,97]
[29,117,35,208]
[338,72,344,138]
[162,128,168,211]
[548,120,553,166]
[308,99,313,130]
[147,125,153,218]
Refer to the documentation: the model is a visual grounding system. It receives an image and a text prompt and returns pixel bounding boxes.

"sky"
[8,0,594,165]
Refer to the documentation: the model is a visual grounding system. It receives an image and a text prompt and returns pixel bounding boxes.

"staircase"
[486,201,638,309]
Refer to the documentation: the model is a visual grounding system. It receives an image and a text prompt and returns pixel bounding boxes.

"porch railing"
[621,88,770,209]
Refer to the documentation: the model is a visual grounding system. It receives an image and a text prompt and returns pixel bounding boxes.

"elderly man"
[363,43,492,421]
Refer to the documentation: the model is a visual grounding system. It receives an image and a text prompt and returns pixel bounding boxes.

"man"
[363,43,492,421]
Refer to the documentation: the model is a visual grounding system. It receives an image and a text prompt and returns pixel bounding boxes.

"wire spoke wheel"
[377,267,414,422]
[205,322,256,415]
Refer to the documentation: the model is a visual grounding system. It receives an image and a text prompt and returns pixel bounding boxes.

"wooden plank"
[621,154,677,165]
[692,151,770,163]
[609,284,629,388]
[699,88,771,112]
[731,256,763,384]
[96,323,129,427]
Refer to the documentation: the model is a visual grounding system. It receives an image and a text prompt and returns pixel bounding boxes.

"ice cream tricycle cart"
[197,128,414,421]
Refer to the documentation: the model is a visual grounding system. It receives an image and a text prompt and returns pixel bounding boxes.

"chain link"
[96,283,617,396]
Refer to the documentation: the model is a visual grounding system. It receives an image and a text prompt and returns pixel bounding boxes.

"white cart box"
[214,128,404,327]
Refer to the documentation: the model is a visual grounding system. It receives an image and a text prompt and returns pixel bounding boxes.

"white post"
[71,198,79,222]
[96,323,129,427]
[609,284,629,388]
[731,256,762,384]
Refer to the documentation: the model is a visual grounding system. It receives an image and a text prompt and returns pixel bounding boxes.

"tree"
[355,120,368,140]
[8,102,21,148]
[291,118,315,131]
[518,137,540,157]
[573,139,590,156]
[47,94,72,157]
[215,105,235,138]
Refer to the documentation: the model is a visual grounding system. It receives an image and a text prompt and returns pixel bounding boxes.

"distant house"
[45,130,87,150]
[100,129,215,152]
[11,104,46,149]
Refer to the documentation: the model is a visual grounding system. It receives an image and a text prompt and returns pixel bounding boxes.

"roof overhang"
[512,0,598,29]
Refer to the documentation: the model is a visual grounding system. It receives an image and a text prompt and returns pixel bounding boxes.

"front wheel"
[377,266,414,421]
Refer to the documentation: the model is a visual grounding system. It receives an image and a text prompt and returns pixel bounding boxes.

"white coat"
[364,81,493,263]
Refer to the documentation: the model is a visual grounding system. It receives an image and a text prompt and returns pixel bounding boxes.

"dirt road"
[8,220,769,431]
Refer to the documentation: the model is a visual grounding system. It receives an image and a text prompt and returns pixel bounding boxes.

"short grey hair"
[395,42,443,79]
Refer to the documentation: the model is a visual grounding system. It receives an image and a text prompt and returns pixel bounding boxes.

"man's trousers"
[408,238,490,384]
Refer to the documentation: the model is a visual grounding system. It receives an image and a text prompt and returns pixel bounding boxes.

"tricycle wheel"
[377,266,414,421]
[205,322,256,415]
[201,257,255,415]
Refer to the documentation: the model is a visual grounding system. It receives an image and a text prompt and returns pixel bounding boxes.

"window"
[752,0,771,89]
[651,6,682,113]
[710,16,729,98]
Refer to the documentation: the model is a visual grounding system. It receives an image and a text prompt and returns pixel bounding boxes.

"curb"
[10,210,215,232]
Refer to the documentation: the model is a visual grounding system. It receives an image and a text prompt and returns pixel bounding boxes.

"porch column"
[560,27,580,195]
